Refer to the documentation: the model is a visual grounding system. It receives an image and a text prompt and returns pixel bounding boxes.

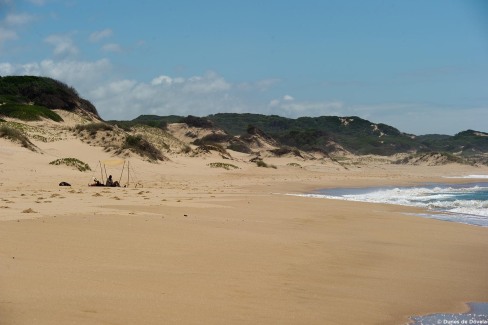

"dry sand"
[1,136,488,325]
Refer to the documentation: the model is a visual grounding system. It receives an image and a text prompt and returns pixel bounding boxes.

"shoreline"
[292,180,488,228]
[408,302,488,325]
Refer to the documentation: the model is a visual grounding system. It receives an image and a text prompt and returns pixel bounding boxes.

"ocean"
[409,302,488,325]
[292,175,488,227]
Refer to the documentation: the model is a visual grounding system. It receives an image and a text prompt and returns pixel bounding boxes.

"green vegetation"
[181,115,214,129]
[123,134,164,161]
[107,118,170,131]
[227,141,252,153]
[0,76,99,117]
[193,133,233,145]
[196,144,229,155]
[0,103,63,122]
[207,113,418,156]
[207,162,239,170]
[393,152,466,165]
[132,114,181,125]
[270,146,302,157]
[125,113,488,158]
[287,162,302,168]
[74,122,113,135]
[0,125,35,150]
[49,158,91,172]
[255,159,277,169]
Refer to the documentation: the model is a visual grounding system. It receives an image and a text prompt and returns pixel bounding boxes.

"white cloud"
[0,12,35,47]
[269,99,280,107]
[181,71,231,93]
[283,95,294,101]
[44,34,78,56]
[4,13,35,26]
[255,78,280,91]
[89,29,113,42]
[0,59,112,95]
[84,70,242,119]
[0,27,17,46]
[151,75,173,86]
[102,43,122,53]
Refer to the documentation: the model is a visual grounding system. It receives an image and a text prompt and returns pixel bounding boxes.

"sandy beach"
[1,135,488,325]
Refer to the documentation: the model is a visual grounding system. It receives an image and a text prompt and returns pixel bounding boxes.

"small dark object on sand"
[59,182,71,186]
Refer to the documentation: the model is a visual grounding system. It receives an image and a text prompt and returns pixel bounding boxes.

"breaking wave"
[291,182,488,227]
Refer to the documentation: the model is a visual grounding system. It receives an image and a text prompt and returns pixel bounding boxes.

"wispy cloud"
[181,71,231,93]
[44,34,78,56]
[4,13,35,26]
[102,43,122,53]
[89,28,113,42]
[0,27,17,46]
[0,12,35,47]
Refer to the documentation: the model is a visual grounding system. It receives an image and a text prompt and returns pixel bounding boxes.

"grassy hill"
[0,76,99,121]
[117,113,487,160]
[207,113,420,155]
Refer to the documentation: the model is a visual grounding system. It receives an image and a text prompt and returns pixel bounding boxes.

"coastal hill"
[0,76,100,122]
[1,76,487,166]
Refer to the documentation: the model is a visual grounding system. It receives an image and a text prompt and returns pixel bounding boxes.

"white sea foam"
[290,183,488,226]
[444,175,488,179]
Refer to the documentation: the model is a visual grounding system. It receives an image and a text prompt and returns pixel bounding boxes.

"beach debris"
[22,208,37,213]
[92,193,102,197]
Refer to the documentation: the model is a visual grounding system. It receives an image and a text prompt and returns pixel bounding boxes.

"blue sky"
[0,0,487,135]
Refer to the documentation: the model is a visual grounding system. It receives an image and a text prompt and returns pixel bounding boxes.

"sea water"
[409,302,488,325]
[292,176,488,227]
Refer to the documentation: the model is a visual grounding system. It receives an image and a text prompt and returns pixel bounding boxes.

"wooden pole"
[99,161,104,183]
[119,160,126,184]
[103,164,108,183]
